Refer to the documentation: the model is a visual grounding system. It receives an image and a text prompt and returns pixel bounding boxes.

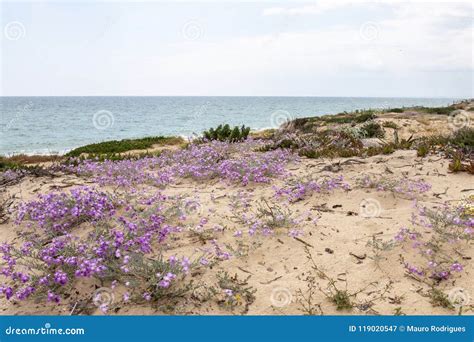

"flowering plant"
[395,199,473,282]
[16,187,116,235]
[359,175,431,199]
[274,175,350,202]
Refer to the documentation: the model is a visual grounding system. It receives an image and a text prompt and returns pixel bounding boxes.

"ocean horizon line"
[0,95,467,99]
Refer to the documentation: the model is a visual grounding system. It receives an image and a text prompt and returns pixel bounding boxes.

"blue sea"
[0,96,461,155]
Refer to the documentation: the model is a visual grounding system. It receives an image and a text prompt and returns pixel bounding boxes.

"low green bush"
[388,108,405,113]
[66,136,183,157]
[421,106,456,115]
[449,127,474,148]
[203,124,250,142]
[318,110,376,125]
[360,122,385,138]
[382,121,399,129]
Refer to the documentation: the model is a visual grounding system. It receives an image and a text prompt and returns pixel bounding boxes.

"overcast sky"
[1,1,472,97]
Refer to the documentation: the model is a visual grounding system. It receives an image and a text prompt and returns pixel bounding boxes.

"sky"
[0,0,472,97]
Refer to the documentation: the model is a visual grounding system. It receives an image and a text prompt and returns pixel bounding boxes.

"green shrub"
[448,152,474,174]
[319,110,376,125]
[318,115,353,124]
[397,136,416,149]
[422,106,455,115]
[276,139,300,149]
[429,288,454,309]
[386,104,456,115]
[382,144,395,154]
[354,110,377,123]
[449,128,474,148]
[388,108,404,113]
[330,290,353,310]
[285,117,318,133]
[417,145,429,157]
[299,149,321,159]
[449,157,464,173]
[297,130,364,158]
[382,121,399,129]
[203,124,250,142]
[0,158,20,171]
[360,122,385,138]
[66,136,183,157]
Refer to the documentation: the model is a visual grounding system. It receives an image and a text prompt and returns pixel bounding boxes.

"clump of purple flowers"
[0,230,118,302]
[1,190,204,306]
[1,169,25,183]
[394,199,473,282]
[118,253,197,303]
[62,157,174,187]
[274,175,350,202]
[359,175,431,199]
[63,140,296,187]
[16,187,116,235]
[217,149,293,185]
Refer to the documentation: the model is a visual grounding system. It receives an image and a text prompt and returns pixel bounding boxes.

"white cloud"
[162,3,471,75]
[263,0,354,16]
[3,1,471,96]
[263,0,473,16]
[132,1,470,96]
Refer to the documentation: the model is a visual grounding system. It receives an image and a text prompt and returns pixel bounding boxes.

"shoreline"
[1,95,466,98]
